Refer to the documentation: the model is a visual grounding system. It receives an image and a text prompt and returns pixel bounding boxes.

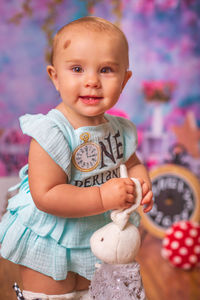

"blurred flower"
[142,80,176,102]
[0,128,29,175]
[106,108,129,119]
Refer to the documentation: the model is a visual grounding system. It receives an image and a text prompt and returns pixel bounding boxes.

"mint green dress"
[0,109,138,280]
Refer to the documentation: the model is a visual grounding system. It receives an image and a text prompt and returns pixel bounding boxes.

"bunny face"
[90,222,141,264]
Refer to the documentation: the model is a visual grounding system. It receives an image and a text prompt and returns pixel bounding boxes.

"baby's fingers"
[141,191,153,213]
[126,184,135,196]
[136,178,144,186]
[141,182,151,197]
[126,193,135,205]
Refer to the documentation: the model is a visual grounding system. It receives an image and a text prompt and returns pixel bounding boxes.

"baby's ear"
[47,65,59,91]
[121,70,132,90]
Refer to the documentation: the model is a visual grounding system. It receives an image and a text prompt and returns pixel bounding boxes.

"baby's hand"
[137,178,153,213]
[99,178,136,211]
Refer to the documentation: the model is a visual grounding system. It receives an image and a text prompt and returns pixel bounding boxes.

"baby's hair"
[50,16,129,67]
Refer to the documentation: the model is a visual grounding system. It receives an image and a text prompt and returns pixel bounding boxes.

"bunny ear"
[120,165,142,212]
[120,164,128,178]
[124,178,142,214]
[111,165,142,230]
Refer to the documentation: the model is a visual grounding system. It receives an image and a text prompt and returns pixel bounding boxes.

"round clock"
[139,164,200,238]
[72,132,100,172]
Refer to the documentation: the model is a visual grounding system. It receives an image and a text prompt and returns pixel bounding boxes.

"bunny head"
[90,220,141,264]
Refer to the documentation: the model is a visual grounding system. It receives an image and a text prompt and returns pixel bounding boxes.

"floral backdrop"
[0,0,200,176]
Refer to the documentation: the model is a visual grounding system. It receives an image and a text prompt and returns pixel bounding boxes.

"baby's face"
[48,27,132,126]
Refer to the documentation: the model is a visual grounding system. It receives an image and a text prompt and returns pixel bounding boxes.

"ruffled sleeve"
[116,117,138,161]
[19,113,72,179]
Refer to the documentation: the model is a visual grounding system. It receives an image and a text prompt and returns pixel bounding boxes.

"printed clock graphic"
[72,132,100,172]
[139,164,200,238]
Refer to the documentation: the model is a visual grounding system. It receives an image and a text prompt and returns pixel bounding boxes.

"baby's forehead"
[53,24,129,67]
[57,25,124,48]
[56,23,127,48]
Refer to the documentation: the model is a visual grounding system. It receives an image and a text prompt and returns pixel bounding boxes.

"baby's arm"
[28,139,135,217]
[125,153,153,213]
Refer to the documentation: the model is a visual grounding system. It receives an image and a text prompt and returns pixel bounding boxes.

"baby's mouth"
[79,95,103,104]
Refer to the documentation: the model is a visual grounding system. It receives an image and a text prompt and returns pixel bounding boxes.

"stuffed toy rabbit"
[89,165,146,300]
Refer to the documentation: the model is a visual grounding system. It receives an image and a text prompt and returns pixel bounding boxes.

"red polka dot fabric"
[161,221,200,269]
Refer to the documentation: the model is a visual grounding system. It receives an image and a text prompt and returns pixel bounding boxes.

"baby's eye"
[101,66,113,73]
[72,66,83,73]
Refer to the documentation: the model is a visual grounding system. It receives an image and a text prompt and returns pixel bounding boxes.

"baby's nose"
[84,72,101,88]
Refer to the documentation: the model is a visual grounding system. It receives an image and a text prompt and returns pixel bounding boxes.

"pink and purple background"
[0,0,199,176]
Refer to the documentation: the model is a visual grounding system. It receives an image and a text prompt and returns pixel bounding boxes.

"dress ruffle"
[1,183,111,248]
[0,181,108,280]
[19,112,72,179]
[0,210,99,280]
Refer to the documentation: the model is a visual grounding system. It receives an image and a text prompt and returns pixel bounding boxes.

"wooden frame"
[138,164,200,238]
